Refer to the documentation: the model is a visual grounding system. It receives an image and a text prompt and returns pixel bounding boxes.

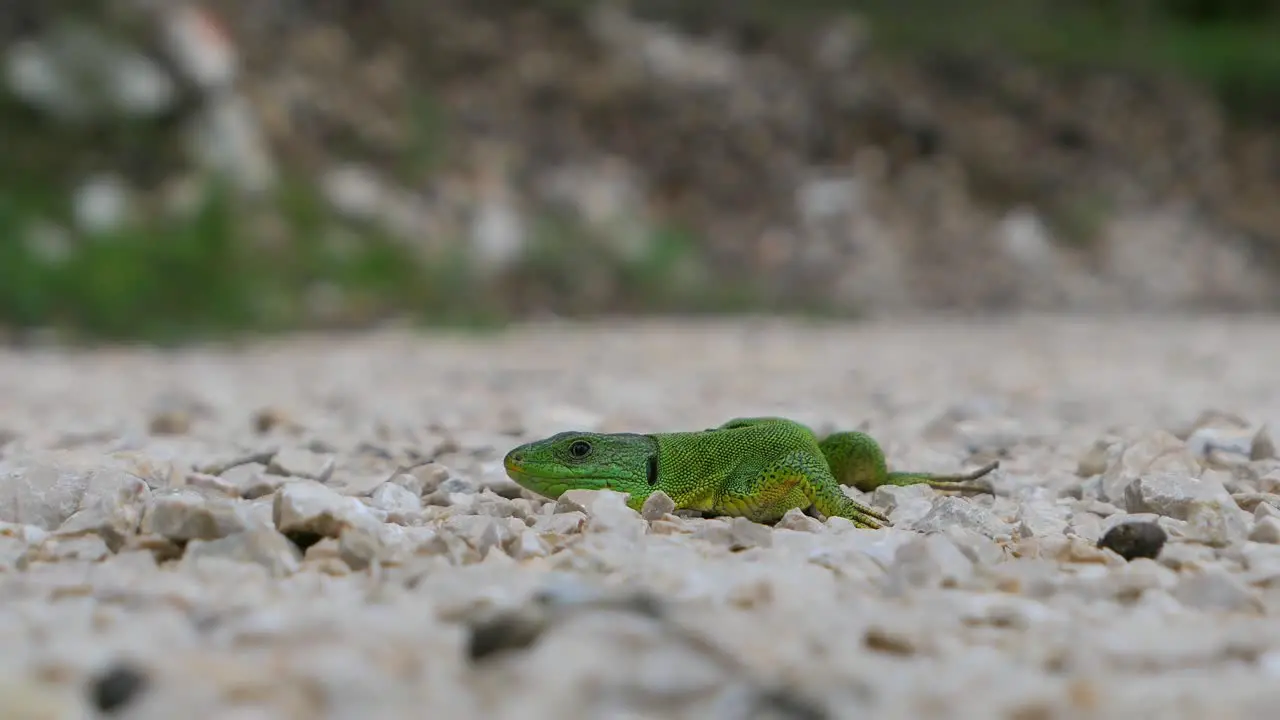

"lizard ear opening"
[646,454,658,486]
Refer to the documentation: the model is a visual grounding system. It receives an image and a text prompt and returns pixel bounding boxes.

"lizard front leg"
[719,451,889,529]
[818,431,998,494]
[712,459,806,523]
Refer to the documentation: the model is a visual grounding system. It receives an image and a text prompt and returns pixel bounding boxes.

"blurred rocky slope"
[4,0,1280,339]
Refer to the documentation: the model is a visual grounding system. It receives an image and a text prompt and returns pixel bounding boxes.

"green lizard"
[502,416,998,529]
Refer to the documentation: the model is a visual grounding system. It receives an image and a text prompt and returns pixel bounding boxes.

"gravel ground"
[3,316,1280,719]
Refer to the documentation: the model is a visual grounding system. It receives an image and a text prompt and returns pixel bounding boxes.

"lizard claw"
[850,502,890,529]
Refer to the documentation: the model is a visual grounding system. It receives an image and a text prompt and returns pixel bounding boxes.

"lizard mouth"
[502,453,558,487]
[502,455,615,497]
[503,448,539,478]
[503,464,540,485]
[503,452,523,474]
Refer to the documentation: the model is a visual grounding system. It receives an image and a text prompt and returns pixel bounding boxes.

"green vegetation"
[0,182,431,343]
[0,176,740,343]
[851,0,1280,120]
[622,0,1280,119]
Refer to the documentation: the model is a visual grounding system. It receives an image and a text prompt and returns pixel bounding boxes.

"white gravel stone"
[640,490,676,521]
[53,468,149,550]
[1172,567,1263,612]
[910,496,1014,540]
[368,481,423,518]
[1125,472,1250,546]
[141,487,252,542]
[182,526,302,577]
[1101,431,1202,504]
[872,483,935,524]
[0,456,139,530]
[1250,516,1280,544]
[267,447,335,480]
[885,533,973,589]
[775,507,824,532]
[272,479,381,538]
[1016,496,1071,538]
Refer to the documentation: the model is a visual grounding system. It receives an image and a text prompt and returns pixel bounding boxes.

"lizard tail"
[819,431,999,493]
[884,461,1000,490]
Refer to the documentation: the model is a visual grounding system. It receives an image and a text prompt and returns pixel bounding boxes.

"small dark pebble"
[466,612,548,662]
[468,589,667,663]
[749,687,830,720]
[1097,521,1167,561]
[89,661,149,713]
[284,531,325,554]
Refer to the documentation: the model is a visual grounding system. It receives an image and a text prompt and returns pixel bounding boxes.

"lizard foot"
[846,500,890,529]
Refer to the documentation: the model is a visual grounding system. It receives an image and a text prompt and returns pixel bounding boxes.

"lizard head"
[503,431,659,506]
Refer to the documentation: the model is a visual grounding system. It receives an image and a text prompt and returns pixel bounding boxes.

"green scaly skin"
[502,416,998,529]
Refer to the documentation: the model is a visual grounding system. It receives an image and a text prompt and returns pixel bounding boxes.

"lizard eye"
[568,440,592,458]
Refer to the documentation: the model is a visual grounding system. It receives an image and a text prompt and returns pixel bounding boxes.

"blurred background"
[3,0,1280,343]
